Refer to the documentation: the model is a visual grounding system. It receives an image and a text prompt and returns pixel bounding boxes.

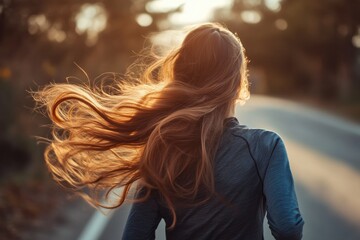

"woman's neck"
[227,104,235,118]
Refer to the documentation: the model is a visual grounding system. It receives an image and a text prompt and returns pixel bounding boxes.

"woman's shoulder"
[225,119,283,157]
[225,118,281,144]
[225,122,286,171]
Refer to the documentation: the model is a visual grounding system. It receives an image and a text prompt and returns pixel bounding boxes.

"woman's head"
[159,23,249,113]
[32,22,250,230]
[175,23,246,90]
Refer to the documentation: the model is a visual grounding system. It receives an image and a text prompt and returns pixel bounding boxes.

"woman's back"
[123,117,304,240]
[32,22,304,240]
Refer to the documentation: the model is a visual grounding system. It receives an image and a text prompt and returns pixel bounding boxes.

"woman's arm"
[122,187,161,240]
[263,135,305,240]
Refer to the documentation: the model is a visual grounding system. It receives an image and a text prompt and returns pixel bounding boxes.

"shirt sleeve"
[263,134,305,240]
[122,186,161,240]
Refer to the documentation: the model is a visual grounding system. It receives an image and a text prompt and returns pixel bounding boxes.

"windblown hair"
[32,22,249,229]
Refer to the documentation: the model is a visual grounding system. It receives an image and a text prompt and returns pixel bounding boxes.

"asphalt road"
[77,95,360,240]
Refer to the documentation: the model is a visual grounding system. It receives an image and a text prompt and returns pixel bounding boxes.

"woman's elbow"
[271,219,305,240]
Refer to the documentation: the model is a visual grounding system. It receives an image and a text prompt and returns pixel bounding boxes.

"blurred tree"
[216,0,360,101]
[0,0,173,236]
[0,0,169,181]
[281,0,360,100]
[215,0,297,95]
[0,0,160,79]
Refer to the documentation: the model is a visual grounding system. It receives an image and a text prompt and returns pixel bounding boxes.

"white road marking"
[77,189,125,240]
[77,209,114,240]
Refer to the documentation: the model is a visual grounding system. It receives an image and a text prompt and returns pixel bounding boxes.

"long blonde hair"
[32,22,249,229]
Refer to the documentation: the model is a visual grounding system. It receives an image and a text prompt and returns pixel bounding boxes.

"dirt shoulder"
[1,180,94,240]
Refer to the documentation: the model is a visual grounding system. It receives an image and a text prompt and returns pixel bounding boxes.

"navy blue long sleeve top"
[122,117,304,240]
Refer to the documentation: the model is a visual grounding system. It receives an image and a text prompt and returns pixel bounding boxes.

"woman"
[33,22,304,239]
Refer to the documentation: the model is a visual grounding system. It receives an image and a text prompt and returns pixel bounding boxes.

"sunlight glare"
[146,0,184,13]
[151,30,185,55]
[168,0,233,26]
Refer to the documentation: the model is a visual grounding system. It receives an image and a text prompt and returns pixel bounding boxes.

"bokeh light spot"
[275,19,288,31]
[75,3,107,46]
[28,14,50,34]
[47,23,66,43]
[264,0,282,12]
[352,35,360,48]
[136,13,153,27]
[241,10,262,24]
[242,0,261,8]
